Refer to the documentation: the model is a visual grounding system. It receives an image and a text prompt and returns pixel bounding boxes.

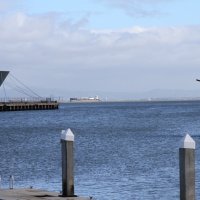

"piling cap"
[180,134,195,149]
[61,128,74,141]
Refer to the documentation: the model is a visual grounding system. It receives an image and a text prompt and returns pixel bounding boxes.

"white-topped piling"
[9,175,14,189]
[179,134,195,200]
[61,128,75,197]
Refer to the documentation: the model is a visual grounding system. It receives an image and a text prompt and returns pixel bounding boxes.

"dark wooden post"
[61,129,75,197]
[179,134,195,200]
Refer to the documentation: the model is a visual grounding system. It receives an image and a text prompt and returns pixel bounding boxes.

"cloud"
[0,12,200,98]
[0,0,16,11]
[0,0,25,12]
[94,0,174,17]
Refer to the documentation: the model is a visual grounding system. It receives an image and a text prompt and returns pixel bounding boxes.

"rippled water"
[0,101,200,200]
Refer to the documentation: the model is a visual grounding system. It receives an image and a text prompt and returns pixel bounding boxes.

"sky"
[1,0,200,100]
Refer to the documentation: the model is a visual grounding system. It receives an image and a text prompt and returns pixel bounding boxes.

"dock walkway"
[0,189,91,200]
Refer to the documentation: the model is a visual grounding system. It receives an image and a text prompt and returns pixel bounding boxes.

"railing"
[0,97,57,103]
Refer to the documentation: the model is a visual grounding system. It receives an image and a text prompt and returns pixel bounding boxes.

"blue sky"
[0,0,200,100]
[22,0,200,28]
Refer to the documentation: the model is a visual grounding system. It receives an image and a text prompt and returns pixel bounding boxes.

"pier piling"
[179,134,195,200]
[61,129,75,197]
[9,175,14,189]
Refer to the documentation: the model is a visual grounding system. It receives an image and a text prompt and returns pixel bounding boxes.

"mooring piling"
[61,128,75,197]
[179,134,195,200]
[9,175,14,189]
[0,129,91,199]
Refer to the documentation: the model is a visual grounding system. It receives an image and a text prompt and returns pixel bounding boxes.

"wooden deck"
[0,101,59,111]
[0,189,92,200]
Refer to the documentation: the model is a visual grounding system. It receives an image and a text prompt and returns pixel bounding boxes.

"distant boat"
[70,96,101,103]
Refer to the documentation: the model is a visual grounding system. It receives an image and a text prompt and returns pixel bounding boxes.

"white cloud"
[0,0,25,12]
[0,0,8,11]
[0,12,200,98]
[94,0,174,17]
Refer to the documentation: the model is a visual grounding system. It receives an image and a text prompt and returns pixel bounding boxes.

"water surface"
[0,101,200,200]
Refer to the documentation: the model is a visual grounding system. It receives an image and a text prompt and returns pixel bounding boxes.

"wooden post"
[9,175,14,189]
[179,134,195,200]
[61,129,75,197]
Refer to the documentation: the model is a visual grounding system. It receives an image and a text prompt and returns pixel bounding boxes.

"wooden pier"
[0,101,59,111]
[0,188,91,200]
[0,71,59,112]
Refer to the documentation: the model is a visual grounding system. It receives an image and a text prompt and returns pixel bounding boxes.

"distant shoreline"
[61,97,200,104]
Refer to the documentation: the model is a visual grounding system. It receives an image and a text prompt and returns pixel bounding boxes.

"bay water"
[0,101,200,200]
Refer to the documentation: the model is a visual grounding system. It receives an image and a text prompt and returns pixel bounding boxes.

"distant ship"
[70,96,101,103]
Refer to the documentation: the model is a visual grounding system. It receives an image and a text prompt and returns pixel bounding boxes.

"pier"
[0,100,59,111]
[0,71,59,111]
[0,188,91,200]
